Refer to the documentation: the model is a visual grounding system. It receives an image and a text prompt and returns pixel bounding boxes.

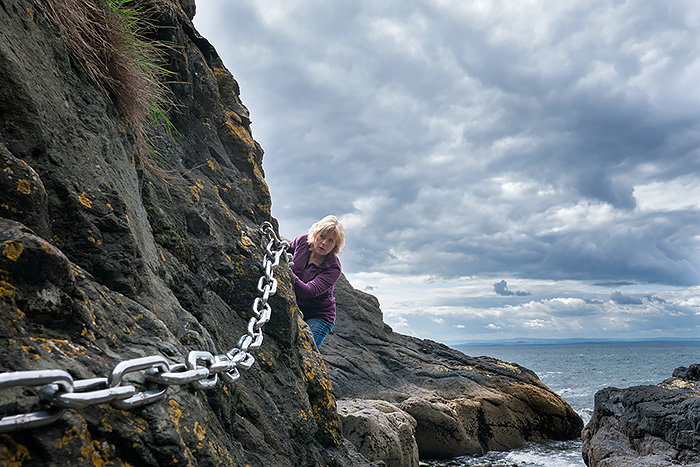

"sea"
[421,341,700,467]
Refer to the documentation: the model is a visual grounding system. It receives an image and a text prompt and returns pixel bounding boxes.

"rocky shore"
[582,364,700,467]
[1,0,581,465]
[325,276,583,464]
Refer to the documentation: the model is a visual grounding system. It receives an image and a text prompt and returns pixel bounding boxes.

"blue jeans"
[305,318,334,349]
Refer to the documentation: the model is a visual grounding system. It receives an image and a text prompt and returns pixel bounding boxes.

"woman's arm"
[292,264,341,299]
[287,235,299,254]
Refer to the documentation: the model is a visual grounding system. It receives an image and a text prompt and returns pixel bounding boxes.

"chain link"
[0,221,289,433]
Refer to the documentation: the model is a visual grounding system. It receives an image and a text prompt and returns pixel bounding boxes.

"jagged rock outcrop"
[582,365,700,467]
[326,276,584,461]
[0,1,369,465]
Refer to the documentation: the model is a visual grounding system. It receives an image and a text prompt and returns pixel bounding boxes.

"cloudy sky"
[193,1,700,345]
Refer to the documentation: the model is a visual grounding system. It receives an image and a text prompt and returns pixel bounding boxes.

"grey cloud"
[610,291,643,305]
[593,281,636,288]
[647,295,668,304]
[195,1,700,290]
[493,280,531,297]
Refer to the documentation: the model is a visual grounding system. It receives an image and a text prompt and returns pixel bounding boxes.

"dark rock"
[0,218,75,322]
[180,0,196,20]
[673,364,700,382]
[582,369,700,466]
[0,0,365,465]
[325,276,584,460]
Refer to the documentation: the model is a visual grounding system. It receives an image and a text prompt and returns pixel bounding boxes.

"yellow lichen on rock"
[222,111,254,150]
[165,400,198,464]
[206,158,221,172]
[2,241,23,261]
[20,344,39,361]
[298,327,342,446]
[39,240,54,254]
[87,235,102,245]
[16,179,31,195]
[212,67,238,103]
[662,378,697,390]
[0,280,16,299]
[168,399,185,429]
[194,421,206,444]
[12,306,24,321]
[0,434,32,466]
[252,163,264,181]
[29,337,84,358]
[215,186,234,220]
[78,192,93,208]
[58,423,112,467]
[222,250,247,277]
[493,360,521,373]
[188,179,205,201]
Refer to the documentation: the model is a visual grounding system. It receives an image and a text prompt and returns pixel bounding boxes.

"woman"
[288,215,345,349]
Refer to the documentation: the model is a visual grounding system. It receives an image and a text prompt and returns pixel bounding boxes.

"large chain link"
[0,221,288,433]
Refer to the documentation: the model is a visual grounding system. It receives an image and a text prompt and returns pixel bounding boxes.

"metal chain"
[0,221,289,433]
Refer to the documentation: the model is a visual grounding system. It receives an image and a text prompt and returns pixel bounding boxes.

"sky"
[192,0,700,345]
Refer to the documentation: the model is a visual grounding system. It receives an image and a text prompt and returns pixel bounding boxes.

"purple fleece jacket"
[288,234,342,323]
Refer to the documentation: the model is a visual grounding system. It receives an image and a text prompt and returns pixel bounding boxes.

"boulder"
[398,394,483,458]
[673,364,700,382]
[338,399,419,467]
[582,366,700,466]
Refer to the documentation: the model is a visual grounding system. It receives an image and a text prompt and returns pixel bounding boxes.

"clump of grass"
[33,0,174,171]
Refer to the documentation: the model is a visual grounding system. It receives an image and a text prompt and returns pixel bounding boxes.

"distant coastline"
[450,337,700,348]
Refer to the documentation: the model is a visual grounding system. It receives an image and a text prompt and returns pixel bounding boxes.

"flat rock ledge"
[582,364,700,467]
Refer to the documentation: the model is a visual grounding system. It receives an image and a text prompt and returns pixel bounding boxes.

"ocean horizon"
[421,340,700,467]
[448,337,700,347]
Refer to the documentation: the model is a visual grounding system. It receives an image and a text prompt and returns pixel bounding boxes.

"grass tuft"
[33,0,175,172]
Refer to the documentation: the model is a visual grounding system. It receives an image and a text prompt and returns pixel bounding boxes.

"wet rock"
[673,364,700,382]
[582,366,700,466]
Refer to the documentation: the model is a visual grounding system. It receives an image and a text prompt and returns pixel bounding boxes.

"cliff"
[582,364,700,467]
[0,1,356,465]
[0,1,581,466]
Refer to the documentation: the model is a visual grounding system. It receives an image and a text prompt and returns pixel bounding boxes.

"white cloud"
[634,176,700,212]
[346,273,700,343]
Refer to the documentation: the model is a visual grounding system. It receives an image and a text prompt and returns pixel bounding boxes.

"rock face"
[0,0,582,466]
[0,1,364,465]
[582,365,700,467]
[325,276,584,461]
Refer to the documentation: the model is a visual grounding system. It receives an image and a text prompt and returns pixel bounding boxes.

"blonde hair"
[307,215,346,256]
